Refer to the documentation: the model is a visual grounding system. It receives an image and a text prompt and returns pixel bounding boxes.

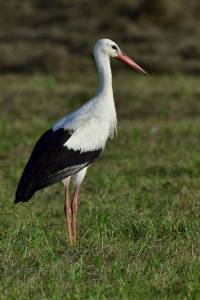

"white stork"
[15,39,147,244]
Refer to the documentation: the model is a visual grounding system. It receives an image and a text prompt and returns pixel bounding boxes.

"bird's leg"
[72,184,81,242]
[64,177,73,244]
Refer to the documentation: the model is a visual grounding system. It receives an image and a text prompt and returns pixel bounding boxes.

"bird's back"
[15,91,116,203]
[15,128,102,203]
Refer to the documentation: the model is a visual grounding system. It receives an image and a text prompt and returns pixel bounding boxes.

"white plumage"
[53,39,118,153]
[15,38,147,244]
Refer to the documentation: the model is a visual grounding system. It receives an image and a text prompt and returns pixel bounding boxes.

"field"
[1,72,200,299]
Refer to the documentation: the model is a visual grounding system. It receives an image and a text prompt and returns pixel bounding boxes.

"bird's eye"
[111,45,118,51]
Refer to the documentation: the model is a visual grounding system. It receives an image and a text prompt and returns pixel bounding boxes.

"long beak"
[115,52,147,75]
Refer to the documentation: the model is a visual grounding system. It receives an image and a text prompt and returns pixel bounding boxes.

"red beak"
[115,53,147,75]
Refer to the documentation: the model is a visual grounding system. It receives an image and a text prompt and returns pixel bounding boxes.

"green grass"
[1,72,200,299]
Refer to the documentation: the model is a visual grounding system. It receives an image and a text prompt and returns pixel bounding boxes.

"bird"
[15,38,147,244]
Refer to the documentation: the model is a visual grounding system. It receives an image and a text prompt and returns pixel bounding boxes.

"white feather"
[52,39,118,152]
[53,93,117,152]
[72,167,88,186]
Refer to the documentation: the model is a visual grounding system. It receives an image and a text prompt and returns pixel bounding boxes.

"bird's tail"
[15,179,35,203]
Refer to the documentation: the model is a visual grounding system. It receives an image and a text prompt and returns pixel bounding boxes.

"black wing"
[15,128,102,203]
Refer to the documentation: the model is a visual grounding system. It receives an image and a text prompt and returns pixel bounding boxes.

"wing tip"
[14,194,24,204]
[15,186,35,204]
[14,198,20,204]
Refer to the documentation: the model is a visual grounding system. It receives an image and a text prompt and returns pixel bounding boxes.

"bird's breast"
[64,117,110,152]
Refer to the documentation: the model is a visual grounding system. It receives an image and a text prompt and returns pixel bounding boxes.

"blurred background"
[0,0,200,74]
[1,2,200,298]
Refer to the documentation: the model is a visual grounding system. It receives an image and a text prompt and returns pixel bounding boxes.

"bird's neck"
[94,50,117,138]
[95,51,113,97]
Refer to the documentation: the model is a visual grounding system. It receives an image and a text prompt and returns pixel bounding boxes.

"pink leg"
[64,178,73,244]
[72,184,81,242]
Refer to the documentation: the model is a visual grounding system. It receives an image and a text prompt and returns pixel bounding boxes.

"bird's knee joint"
[66,206,71,215]
[72,202,78,213]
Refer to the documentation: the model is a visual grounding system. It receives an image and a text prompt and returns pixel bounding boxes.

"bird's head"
[94,38,147,75]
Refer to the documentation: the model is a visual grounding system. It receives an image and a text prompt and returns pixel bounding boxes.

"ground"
[1,72,200,299]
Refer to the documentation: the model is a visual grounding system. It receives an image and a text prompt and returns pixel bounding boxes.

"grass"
[1,72,200,299]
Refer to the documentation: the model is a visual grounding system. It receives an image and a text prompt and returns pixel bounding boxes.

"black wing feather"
[15,128,102,203]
